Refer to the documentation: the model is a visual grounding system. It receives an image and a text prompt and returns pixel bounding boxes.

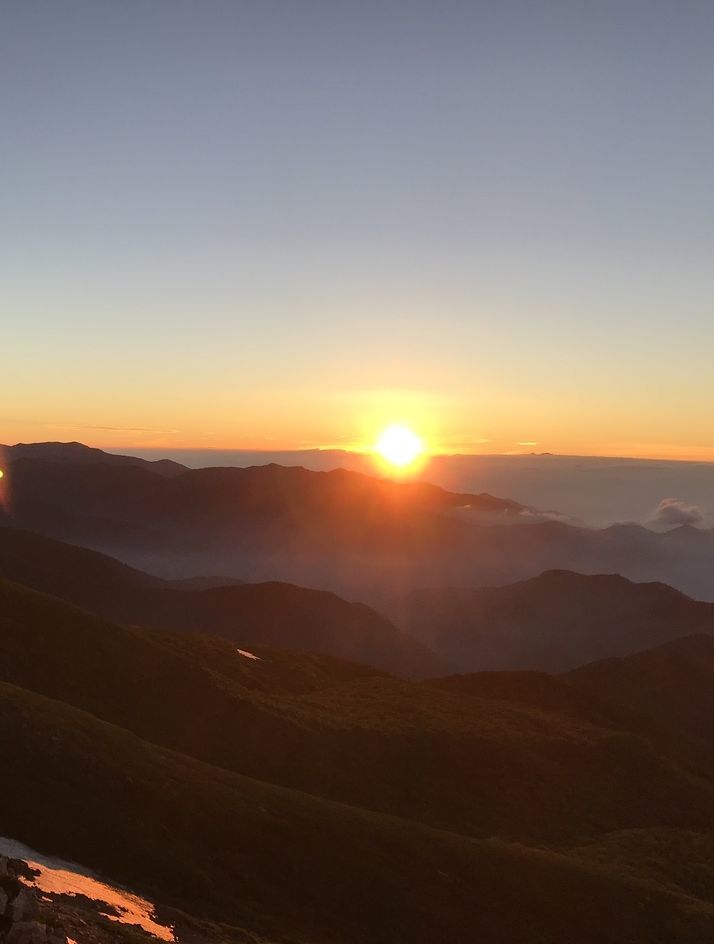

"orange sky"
[4,3,714,465]
[4,382,714,462]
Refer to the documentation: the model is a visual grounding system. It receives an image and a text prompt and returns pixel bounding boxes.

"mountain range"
[3,442,714,604]
[4,441,714,941]
[5,523,714,680]
[0,526,441,678]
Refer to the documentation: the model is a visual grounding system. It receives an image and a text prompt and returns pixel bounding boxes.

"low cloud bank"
[650,498,704,528]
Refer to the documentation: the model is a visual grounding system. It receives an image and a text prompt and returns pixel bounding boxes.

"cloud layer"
[651,498,704,528]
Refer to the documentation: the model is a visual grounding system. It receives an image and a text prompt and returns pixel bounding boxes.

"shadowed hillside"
[3,579,714,939]
[403,570,714,672]
[0,527,442,677]
[5,681,714,944]
[568,634,714,763]
[3,578,714,846]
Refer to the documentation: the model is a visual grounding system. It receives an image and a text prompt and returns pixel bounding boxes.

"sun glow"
[374,424,425,469]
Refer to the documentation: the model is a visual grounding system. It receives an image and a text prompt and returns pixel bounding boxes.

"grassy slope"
[1,680,713,944]
[567,634,714,774]
[5,579,714,939]
[2,579,714,847]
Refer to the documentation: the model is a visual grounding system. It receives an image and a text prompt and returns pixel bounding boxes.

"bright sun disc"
[375,424,424,468]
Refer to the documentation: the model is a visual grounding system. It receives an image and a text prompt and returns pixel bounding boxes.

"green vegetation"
[2,578,714,845]
[4,572,714,940]
[1,680,713,944]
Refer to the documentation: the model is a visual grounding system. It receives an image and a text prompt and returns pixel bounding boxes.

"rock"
[8,889,38,924]
[6,920,47,944]
[5,919,68,944]
[7,864,36,885]
[0,857,66,944]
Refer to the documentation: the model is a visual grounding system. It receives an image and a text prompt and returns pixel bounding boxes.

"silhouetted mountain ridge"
[2,441,186,476]
[4,442,714,601]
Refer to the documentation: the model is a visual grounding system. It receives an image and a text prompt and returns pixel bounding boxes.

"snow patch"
[0,837,175,941]
[236,648,261,661]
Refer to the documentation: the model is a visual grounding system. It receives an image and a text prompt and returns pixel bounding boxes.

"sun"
[374,424,425,469]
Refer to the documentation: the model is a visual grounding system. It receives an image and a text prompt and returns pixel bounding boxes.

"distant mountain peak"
[3,441,186,477]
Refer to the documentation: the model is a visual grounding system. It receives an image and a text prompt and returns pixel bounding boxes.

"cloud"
[650,498,704,528]
[65,425,180,434]
[43,423,179,434]
[518,508,575,523]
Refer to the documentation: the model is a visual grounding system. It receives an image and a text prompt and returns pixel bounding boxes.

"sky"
[3,0,714,459]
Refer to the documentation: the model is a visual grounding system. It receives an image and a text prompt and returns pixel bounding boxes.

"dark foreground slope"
[4,580,714,939]
[0,527,441,677]
[568,634,714,761]
[404,569,714,672]
[4,682,714,944]
[2,579,714,846]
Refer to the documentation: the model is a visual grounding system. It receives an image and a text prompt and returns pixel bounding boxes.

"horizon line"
[6,439,714,467]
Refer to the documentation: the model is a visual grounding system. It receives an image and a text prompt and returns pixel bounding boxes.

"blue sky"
[3,1,714,456]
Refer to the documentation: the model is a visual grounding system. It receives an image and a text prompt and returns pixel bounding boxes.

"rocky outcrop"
[0,857,66,944]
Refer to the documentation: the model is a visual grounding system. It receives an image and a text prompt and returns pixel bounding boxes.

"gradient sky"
[3,1,714,458]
